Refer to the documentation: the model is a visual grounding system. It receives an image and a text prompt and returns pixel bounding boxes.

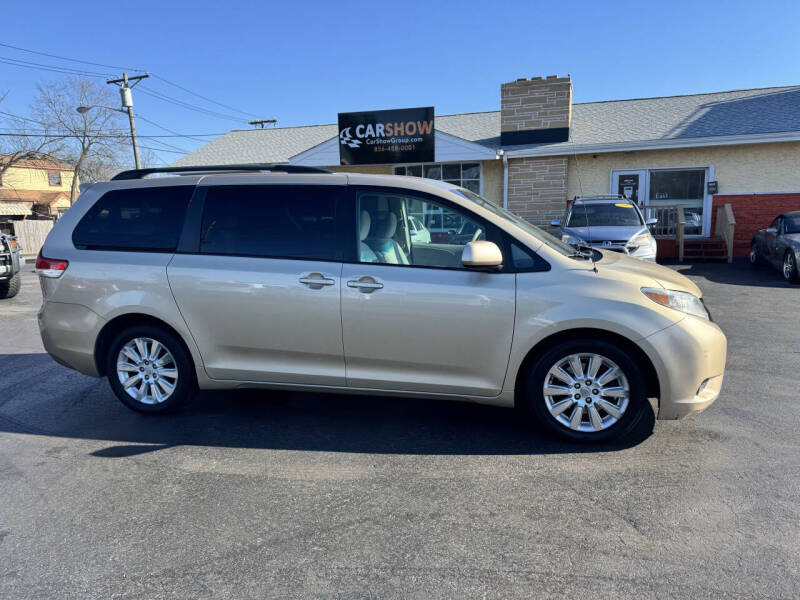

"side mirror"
[462,240,503,269]
[646,217,658,225]
[550,219,561,227]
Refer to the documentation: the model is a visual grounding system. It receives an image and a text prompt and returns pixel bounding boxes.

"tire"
[0,273,21,299]
[524,339,648,442]
[783,251,799,283]
[106,325,194,414]
[749,243,762,266]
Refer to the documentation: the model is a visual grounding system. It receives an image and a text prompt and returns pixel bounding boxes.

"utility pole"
[248,119,277,129]
[107,72,149,169]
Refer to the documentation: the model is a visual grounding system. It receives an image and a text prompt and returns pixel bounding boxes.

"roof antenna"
[570,138,597,273]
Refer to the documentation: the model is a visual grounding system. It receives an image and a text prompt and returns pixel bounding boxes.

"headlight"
[561,233,585,247]
[628,230,653,249]
[641,287,709,319]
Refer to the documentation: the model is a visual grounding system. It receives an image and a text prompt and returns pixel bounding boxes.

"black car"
[750,211,800,282]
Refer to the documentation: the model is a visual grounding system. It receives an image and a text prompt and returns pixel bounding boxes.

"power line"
[136,145,185,154]
[0,131,227,138]
[0,56,108,78]
[137,88,245,123]
[150,74,257,118]
[0,42,257,121]
[0,41,141,71]
[135,114,219,142]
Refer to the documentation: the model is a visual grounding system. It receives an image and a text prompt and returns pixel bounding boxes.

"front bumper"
[640,314,727,420]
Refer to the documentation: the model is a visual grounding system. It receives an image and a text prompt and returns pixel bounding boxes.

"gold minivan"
[36,165,726,441]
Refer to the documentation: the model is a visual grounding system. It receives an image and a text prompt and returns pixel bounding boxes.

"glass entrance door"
[613,170,648,208]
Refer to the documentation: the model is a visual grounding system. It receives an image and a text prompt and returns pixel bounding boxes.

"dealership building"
[175,76,800,257]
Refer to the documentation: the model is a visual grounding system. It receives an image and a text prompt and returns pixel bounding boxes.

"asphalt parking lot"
[1,261,798,599]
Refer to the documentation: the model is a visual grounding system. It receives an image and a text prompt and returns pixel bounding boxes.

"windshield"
[566,202,643,227]
[785,215,800,234]
[453,188,582,258]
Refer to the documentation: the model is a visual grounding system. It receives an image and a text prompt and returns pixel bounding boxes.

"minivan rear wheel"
[525,339,647,442]
[106,325,193,413]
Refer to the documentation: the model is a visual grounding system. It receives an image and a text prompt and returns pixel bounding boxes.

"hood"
[593,251,702,296]
[563,225,646,243]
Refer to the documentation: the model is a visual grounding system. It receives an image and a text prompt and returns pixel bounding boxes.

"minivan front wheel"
[106,325,193,413]
[525,339,647,442]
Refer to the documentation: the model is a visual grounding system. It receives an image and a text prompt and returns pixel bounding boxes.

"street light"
[76,101,141,169]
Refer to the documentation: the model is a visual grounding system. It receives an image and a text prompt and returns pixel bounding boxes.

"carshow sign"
[337,107,434,165]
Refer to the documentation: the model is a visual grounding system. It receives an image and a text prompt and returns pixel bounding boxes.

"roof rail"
[111,163,332,180]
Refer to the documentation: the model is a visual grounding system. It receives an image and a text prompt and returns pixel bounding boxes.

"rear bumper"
[38,301,105,377]
[640,315,727,420]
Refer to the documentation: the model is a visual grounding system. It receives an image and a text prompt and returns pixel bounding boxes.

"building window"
[393,162,481,194]
[648,169,706,235]
[48,171,62,186]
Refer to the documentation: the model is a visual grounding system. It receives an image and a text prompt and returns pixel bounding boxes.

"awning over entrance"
[0,201,32,216]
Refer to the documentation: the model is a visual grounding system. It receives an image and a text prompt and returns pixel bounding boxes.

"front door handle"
[299,273,336,288]
[346,276,384,292]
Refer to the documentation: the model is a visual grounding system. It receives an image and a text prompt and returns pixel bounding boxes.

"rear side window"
[199,185,342,261]
[73,186,194,252]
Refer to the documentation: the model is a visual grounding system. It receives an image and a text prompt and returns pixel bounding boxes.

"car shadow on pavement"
[0,353,655,456]
[661,258,797,288]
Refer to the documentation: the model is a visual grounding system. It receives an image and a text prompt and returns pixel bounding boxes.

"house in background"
[0,156,75,220]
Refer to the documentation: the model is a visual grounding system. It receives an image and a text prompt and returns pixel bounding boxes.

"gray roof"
[174,85,800,166]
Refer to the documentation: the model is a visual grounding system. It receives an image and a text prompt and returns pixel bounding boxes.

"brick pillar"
[507,156,568,226]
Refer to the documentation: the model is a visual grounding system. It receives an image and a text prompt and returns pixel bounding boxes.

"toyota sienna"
[36,165,726,441]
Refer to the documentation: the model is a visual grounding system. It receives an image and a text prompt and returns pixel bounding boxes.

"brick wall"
[711,193,800,256]
[500,76,572,133]
[507,156,568,225]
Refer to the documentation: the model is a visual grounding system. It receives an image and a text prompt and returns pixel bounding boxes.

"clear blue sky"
[1,0,799,166]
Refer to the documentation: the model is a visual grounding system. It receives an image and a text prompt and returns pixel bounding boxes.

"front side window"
[73,186,194,251]
[357,190,488,269]
[200,185,341,261]
[648,169,705,235]
[394,162,481,194]
[784,215,800,234]
[566,202,644,228]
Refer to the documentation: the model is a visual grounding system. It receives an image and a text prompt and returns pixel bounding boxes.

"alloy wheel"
[784,253,797,280]
[542,353,630,433]
[116,337,179,405]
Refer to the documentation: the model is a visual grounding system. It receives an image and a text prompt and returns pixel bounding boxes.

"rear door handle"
[346,277,384,292]
[299,273,336,288]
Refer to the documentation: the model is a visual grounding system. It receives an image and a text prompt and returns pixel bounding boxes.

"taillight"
[35,250,69,278]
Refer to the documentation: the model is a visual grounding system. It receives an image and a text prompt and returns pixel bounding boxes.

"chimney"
[500,75,572,146]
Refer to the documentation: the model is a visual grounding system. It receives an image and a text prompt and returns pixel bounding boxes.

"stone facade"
[500,76,572,134]
[502,76,572,225]
[507,156,568,225]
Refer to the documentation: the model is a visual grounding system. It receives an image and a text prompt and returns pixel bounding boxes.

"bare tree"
[0,91,65,180]
[32,78,127,202]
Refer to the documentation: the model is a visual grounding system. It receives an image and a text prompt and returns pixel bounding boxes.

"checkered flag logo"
[339,127,361,148]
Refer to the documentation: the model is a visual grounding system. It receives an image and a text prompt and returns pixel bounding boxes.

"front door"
[764,216,783,267]
[613,170,648,210]
[340,188,516,397]
[168,183,348,385]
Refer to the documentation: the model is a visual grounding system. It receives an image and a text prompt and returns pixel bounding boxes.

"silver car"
[749,211,800,282]
[551,196,658,262]
[36,165,726,442]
